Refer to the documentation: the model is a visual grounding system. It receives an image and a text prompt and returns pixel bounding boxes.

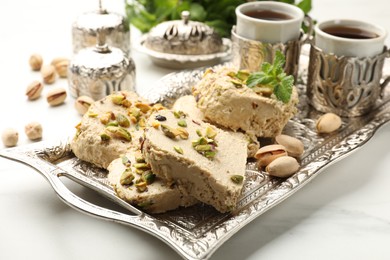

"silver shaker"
[68,31,136,100]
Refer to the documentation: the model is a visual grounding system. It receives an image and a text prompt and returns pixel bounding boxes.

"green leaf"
[261,62,272,74]
[297,0,312,14]
[273,51,286,71]
[246,72,265,88]
[190,3,207,21]
[246,51,294,103]
[274,75,294,103]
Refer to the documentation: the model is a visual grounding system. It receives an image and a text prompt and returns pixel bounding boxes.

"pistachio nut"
[29,54,43,71]
[105,126,132,141]
[1,128,18,147]
[46,87,67,106]
[121,155,131,167]
[176,127,189,139]
[120,169,135,185]
[26,80,43,100]
[142,171,156,185]
[266,156,300,178]
[275,134,304,158]
[100,112,115,125]
[51,57,68,66]
[111,94,125,105]
[24,122,43,140]
[135,102,151,113]
[177,119,187,127]
[135,179,148,192]
[316,113,342,134]
[205,126,217,139]
[54,59,69,78]
[116,113,130,127]
[75,96,94,115]
[255,144,287,167]
[161,124,180,139]
[174,146,183,154]
[41,64,56,84]
[231,175,244,184]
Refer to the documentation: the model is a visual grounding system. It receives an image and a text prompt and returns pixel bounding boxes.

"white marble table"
[1,0,390,259]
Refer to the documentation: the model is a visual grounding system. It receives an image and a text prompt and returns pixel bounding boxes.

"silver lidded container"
[139,11,231,69]
[72,0,130,54]
[144,11,223,55]
[68,30,136,101]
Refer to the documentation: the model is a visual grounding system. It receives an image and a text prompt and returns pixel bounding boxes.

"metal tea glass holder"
[231,16,313,81]
[307,45,390,117]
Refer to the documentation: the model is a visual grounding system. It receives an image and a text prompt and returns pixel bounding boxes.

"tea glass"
[232,1,312,79]
[307,19,390,117]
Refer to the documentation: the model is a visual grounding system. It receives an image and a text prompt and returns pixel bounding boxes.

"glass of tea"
[307,19,389,117]
[232,1,312,80]
[235,1,305,43]
[314,19,387,58]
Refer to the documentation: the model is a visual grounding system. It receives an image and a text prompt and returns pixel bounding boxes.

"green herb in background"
[246,51,294,103]
[125,0,312,38]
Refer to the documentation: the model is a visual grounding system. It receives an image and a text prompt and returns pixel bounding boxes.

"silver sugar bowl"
[144,11,223,55]
[72,3,130,55]
[68,31,136,100]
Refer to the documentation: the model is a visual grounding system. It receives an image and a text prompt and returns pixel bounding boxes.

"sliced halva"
[107,149,198,213]
[173,95,260,158]
[71,91,164,169]
[192,67,298,138]
[142,110,247,213]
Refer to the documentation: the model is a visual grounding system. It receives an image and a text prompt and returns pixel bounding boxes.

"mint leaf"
[274,75,294,103]
[245,50,294,103]
[246,72,263,88]
[273,51,285,73]
[261,63,272,74]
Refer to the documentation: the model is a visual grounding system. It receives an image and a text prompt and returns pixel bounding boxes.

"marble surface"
[1,0,390,259]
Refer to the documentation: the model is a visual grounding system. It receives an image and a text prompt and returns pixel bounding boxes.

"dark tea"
[244,9,293,21]
[322,25,378,39]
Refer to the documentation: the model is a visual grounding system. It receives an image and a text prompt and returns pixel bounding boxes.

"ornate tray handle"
[0,143,202,260]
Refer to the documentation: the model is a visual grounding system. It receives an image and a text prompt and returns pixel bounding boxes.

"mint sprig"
[246,51,294,103]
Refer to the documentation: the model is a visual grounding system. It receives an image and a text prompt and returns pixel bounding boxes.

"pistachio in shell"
[254,144,287,167]
[275,134,304,157]
[316,113,342,134]
[266,156,300,178]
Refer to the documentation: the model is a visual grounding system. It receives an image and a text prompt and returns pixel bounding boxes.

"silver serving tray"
[1,59,390,260]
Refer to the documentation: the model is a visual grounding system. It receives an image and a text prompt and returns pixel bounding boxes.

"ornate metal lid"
[144,11,223,55]
[72,0,130,54]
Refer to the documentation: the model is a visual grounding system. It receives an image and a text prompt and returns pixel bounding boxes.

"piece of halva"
[142,110,247,213]
[192,67,298,138]
[71,91,164,169]
[107,149,198,213]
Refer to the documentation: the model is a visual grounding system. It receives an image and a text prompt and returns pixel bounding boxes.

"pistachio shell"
[26,80,43,100]
[316,113,342,134]
[54,59,69,78]
[41,65,56,84]
[275,134,304,157]
[25,122,43,140]
[2,128,18,147]
[254,144,287,167]
[46,87,67,106]
[266,156,300,178]
[29,54,43,71]
[75,95,94,115]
